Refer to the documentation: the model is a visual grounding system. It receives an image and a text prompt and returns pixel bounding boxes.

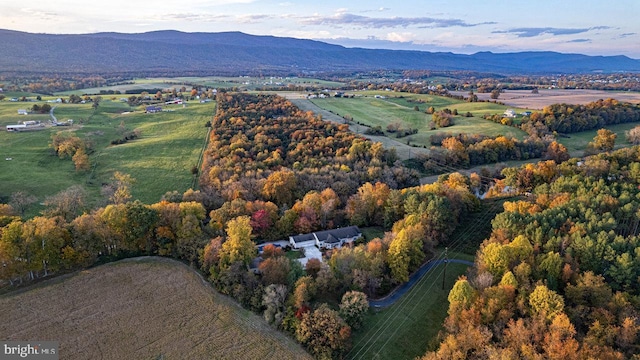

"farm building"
[17,109,28,115]
[146,106,162,113]
[6,124,27,132]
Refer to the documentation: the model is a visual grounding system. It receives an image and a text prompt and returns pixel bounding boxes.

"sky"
[1,0,639,58]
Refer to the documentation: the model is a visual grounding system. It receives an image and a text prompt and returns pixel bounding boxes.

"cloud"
[20,8,60,21]
[385,32,418,42]
[159,13,230,22]
[236,14,275,23]
[493,26,611,38]
[619,33,636,38]
[567,38,591,43]
[299,12,494,28]
[361,7,390,13]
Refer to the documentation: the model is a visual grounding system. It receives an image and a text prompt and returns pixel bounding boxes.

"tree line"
[423,147,640,359]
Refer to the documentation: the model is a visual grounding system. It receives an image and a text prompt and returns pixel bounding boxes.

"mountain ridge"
[0,29,638,75]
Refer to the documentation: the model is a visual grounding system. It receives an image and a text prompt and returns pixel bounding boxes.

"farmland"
[0,97,211,214]
[309,92,528,148]
[558,121,640,154]
[0,257,311,360]
[450,89,640,109]
[55,76,346,96]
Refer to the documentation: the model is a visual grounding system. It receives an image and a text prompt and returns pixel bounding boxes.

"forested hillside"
[424,149,640,359]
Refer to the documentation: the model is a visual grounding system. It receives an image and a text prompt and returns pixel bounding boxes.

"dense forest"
[523,98,640,134]
[424,148,640,359]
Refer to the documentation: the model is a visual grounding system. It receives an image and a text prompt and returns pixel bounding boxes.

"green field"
[349,259,471,360]
[558,122,639,155]
[0,98,211,214]
[55,76,346,96]
[310,92,528,147]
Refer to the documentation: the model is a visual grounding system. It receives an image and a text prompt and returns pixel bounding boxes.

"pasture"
[558,122,640,155]
[309,92,528,148]
[0,257,311,360]
[0,97,211,214]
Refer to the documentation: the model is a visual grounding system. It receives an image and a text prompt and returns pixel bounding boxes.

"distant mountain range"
[1,29,639,75]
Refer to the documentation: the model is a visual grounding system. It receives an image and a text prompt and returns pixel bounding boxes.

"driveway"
[369,258,474,308]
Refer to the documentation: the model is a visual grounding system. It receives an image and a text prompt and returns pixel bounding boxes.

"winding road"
[369,258,474,308]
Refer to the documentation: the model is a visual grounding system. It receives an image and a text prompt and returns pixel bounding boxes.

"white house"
[503,109,516,118]
[289,226,362,250]
[17,109,28,115]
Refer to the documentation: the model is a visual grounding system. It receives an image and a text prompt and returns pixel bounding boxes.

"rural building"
[288,226,362,267]
[146,106,162,113]
[521,111,532,116]
[17,109,28,115]
[6,124,27,132]
[289,226,362,250]
[503,109,517,118]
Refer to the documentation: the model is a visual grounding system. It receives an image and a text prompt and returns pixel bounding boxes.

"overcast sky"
[1,0,638,58]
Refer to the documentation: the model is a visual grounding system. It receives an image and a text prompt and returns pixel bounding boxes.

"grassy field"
[558,122,639,155]
[0,98,211,213]
[348,260,471,360]
[0,257,311,360]
[310,92,527,148]
[56,76,346,96]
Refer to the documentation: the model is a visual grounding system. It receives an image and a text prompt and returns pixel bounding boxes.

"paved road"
[369,258,474,308]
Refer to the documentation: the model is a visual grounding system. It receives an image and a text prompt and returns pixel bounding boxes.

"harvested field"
[0,257,311,360]
[451,89,640,110]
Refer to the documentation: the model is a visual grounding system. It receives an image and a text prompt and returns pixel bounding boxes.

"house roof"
[313,226,361,242]
[325,234,340,244]
[290,226,362,245]
[291,233,315,243]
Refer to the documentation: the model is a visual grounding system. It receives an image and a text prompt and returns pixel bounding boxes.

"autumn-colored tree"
[261,243,284,258]
[586,128,616,154]
[542,313,580,360]
[296,304,351,359]
[42,185,86,222]
[345,182,391,227]
[448,276,475,310]
[305,258,323,278]
[339,290,369,329]
[9,192,37,217]
[262,283,288,327]
[625,125,640,145]
[72,147,90,172]
[262,168,297,206]
[387,224,424,282]
[529,284,565,321]
[259,256,291,285]
[219,216,255,269]
[293,275,315,309]
[543,141,570,163]
[102,171,135,205]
